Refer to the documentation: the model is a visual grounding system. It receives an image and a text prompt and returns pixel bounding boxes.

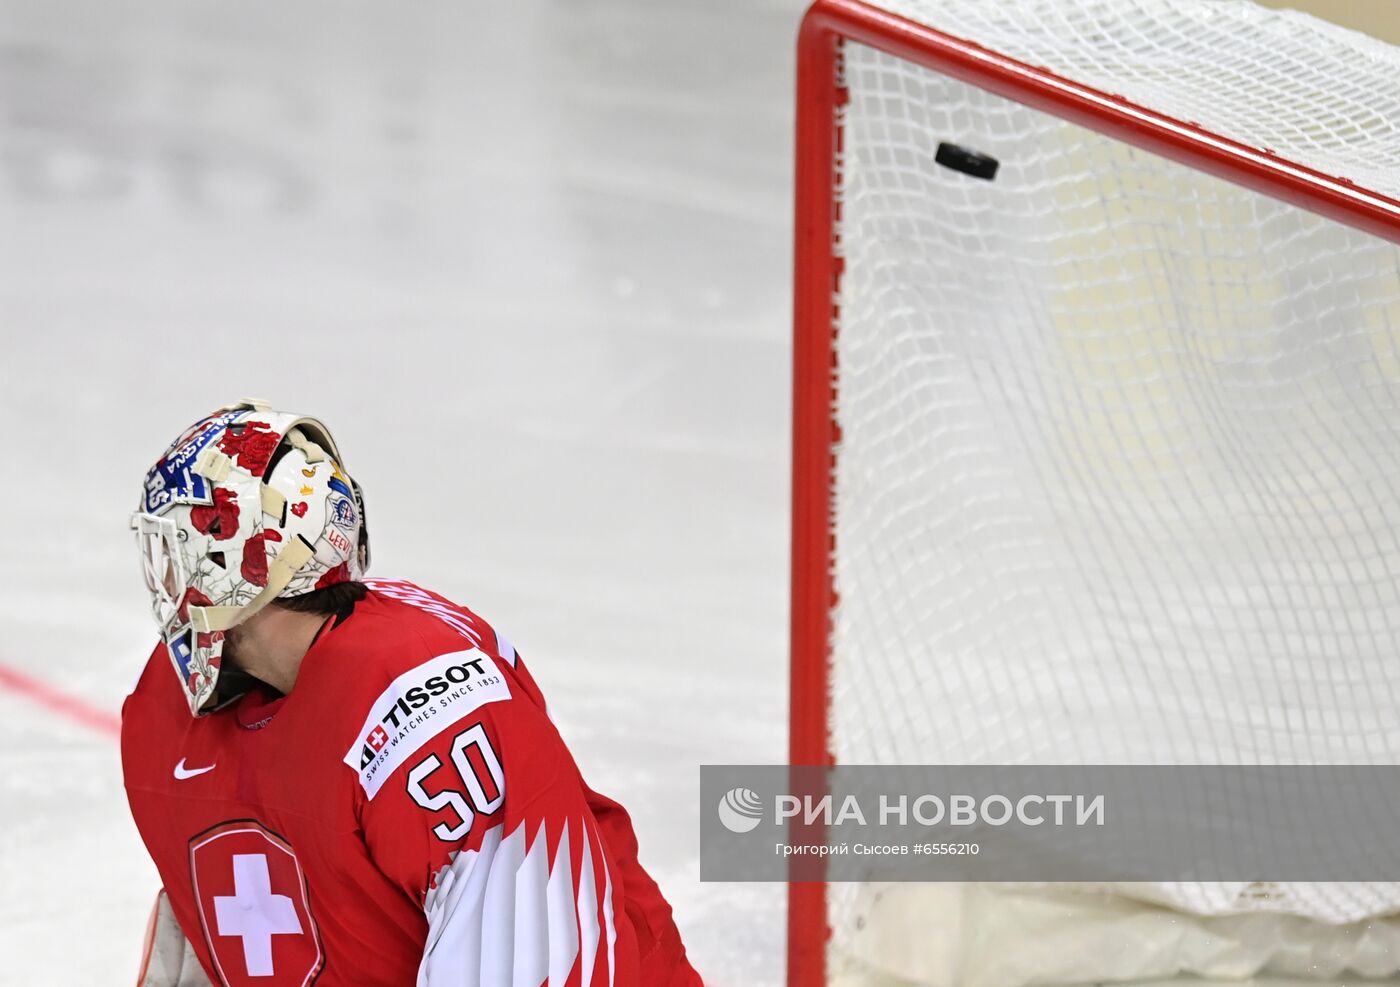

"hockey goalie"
[123,400,703,986]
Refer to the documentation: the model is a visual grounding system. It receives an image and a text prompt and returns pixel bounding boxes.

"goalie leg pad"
[137,890,213,987]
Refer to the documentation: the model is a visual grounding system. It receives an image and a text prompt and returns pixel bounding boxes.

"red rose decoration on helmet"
[178,587,214,624]
[218,420,281,476]
[189,487,240,540]
[241,530,284,587]
[316,562,350,589]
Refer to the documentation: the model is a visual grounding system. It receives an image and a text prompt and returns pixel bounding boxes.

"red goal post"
[788,1,1400,985]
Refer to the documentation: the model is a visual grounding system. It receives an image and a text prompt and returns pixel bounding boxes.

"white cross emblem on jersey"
[213,853,304,976]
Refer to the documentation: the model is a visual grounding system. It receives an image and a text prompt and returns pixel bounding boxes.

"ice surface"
[0,1,801,982]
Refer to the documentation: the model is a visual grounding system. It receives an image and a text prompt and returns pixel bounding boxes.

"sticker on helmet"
[166,628,196,681]
[324,529,353,558]
[330,496,357,531]
[143,409,245,515]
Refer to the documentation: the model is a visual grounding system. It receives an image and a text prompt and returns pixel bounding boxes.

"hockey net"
[789,0,1400,984]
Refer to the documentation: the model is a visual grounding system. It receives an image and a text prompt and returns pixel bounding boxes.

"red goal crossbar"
[787,2,1400,984]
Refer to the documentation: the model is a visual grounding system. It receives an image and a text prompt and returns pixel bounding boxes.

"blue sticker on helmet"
[165,628,195,682]
[330,496,358,531]
[142,409,244,515]
[327,476,354,500]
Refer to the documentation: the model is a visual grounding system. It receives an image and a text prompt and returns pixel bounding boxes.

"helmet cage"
[130,511,219,709]
[133,512,186,633]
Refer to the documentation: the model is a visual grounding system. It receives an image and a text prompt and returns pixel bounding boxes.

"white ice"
[0,1,803,982]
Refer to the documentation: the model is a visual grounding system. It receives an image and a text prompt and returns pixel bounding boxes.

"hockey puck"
[935,142,999,181]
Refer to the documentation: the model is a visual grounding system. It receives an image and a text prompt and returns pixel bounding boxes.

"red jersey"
[122,579,702,987]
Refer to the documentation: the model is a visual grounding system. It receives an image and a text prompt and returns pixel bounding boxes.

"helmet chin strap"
[189,535,317,634]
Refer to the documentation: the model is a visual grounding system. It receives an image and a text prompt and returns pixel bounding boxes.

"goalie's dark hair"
[273,580,369,622]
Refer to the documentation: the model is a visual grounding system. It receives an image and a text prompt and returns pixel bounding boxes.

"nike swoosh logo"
[173,758,216,780]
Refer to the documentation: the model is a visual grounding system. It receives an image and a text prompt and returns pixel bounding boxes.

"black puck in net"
[935,142,999,180]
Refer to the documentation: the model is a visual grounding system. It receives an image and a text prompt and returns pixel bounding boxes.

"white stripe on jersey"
[602,863,617,987]
[477,822,524,985]
[510,821,551,985]
[576,825,601,986]
[418,819,614,986]
[545,821,580,985]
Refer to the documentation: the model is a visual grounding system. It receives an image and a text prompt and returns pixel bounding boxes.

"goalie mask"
[131,401,371,715]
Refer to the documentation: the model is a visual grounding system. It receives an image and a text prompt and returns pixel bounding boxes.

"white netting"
[821,0,1400,982]
[871,0,1400,199]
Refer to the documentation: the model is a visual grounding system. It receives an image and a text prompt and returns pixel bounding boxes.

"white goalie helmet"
[131,400,370,715]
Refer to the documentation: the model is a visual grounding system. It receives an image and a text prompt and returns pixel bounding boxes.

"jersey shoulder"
[125,641,173,708]
[304,578,520,702]
[121,643,186,758]
[343,578,518,673]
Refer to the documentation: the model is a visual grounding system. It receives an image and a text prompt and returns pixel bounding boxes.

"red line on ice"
[0,661,121,739]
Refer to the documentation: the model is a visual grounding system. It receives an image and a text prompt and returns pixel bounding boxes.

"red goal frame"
[787,1,1400,984]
